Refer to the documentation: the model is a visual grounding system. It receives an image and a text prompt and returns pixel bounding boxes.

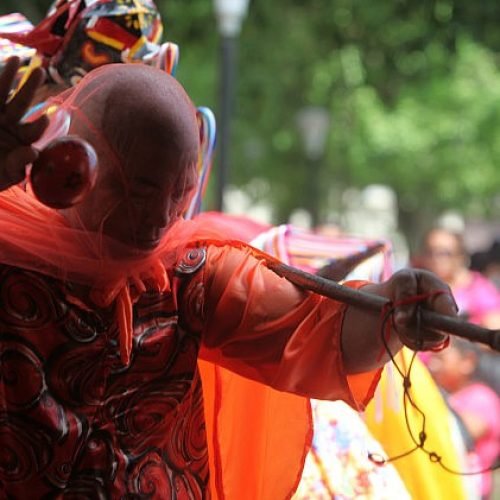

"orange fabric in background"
[194,211,270,242]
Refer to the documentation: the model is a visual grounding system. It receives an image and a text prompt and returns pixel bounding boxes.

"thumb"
[390,270,418,328]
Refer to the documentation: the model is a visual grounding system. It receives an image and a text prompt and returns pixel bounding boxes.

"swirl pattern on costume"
[0,338,45,409]
[127,449,205,499]
[0,268,65,328]
[111,378,193,452]
[166,374,208,475]
[0,252,209,497]
[63,306,106,343]
[46,340,111,409]
[0,412,53,483]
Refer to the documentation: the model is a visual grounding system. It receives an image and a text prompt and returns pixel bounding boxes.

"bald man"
[0,57,456,497]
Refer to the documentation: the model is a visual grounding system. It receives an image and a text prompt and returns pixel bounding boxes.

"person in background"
[428,338,500,499]
[416,226,500,398]
[416,226,500,329]
[471,239,500,291]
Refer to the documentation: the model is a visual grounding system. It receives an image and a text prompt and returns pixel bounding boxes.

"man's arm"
[200,245,457,405]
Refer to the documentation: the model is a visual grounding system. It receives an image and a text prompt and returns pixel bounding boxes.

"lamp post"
[295,106,331,227]
[213,0,250,212]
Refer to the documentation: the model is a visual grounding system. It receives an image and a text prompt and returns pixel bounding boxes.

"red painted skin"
[30,136,97,209]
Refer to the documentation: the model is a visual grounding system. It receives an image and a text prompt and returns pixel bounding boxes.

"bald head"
[68,63,199,175]
[62,64,200,253]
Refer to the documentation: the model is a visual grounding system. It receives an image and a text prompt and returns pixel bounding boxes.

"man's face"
[61,63,200,254]
[420,230,464,282]
[71,137,196,254]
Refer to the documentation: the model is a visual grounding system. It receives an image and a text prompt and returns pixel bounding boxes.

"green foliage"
[337,37,500,212]
[230,0,500,231]
[0,0,49,21]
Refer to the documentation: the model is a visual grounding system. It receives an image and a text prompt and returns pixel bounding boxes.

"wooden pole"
[267,260,500,352]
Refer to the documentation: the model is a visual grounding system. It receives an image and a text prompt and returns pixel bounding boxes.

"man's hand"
[367,268,457,351]
[342,269,458,373]
[0,57,49,191]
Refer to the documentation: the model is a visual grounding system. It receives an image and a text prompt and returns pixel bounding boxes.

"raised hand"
[0,56,49,191]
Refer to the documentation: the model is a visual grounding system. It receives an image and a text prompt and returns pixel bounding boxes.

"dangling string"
[89,259,172,367]
[376,291,449,363]
[89,279,135,366]
[369,293,500,477]
[116,285,133,366]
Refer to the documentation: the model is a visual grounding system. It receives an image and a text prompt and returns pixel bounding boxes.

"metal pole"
[215,35,237,212]
[308,157,321,228]
[296,107,330,227]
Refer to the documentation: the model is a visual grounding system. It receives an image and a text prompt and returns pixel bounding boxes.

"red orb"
[30,136,98,209]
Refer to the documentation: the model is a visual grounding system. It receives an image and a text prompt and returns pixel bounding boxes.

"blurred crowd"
[412,226,500,499]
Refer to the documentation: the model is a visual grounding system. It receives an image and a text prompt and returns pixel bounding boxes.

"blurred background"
[3,0,500,258]
[1,2,499,496]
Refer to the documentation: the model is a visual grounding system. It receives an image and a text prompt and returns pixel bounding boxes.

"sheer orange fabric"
[200,247,379,405]
[200,361,313,499]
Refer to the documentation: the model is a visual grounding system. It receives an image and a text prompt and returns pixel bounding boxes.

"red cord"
[377,289,451,360]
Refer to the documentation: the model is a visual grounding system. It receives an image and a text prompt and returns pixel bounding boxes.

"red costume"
[0,186,380,497]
